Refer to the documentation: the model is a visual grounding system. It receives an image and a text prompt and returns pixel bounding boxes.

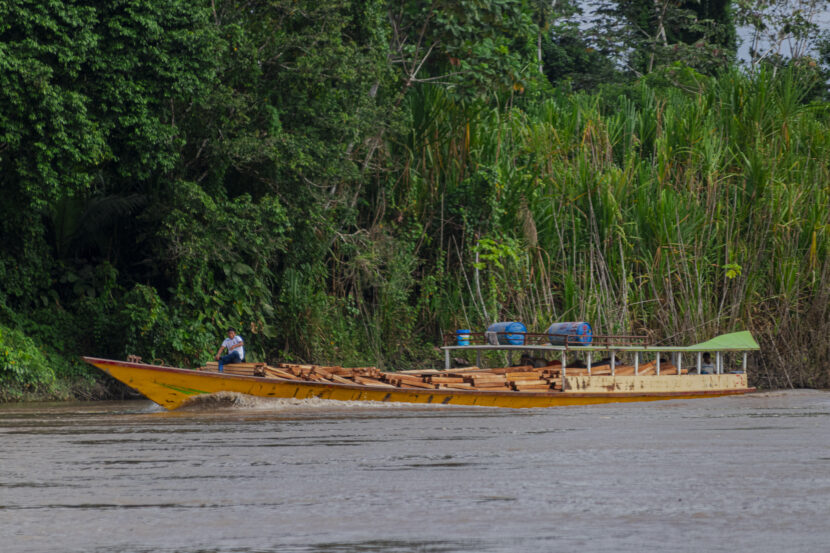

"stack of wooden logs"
[200,362,267,376]
[198,359,687,392]
[413,366,563,391]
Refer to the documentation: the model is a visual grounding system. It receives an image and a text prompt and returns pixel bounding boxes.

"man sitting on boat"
[701,352,714,374]
[215,328,244,373]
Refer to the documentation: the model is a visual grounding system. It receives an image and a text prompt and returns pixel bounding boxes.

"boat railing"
[442,332,650,348]
[441,332,754,376]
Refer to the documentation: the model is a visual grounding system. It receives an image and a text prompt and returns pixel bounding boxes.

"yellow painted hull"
[83,357,754,410]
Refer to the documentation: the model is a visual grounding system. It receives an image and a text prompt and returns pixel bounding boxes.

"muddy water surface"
[2,391,829,553]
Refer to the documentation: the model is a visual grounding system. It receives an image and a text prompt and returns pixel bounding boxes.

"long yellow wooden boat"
[82,331,758,410]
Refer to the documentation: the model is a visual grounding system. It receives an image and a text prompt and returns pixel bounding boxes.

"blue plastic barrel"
[547,322,592,346]
[486,321,527,345]
[456,329,471,346]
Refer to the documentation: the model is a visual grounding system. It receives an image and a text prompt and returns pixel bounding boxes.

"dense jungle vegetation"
[1,0,829,400]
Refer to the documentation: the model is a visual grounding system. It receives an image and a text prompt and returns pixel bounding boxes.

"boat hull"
[83,357,754,410]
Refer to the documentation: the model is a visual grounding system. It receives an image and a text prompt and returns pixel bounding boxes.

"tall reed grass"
[390,68,829,387]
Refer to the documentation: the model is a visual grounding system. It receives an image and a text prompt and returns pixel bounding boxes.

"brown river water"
[2,390,829,553]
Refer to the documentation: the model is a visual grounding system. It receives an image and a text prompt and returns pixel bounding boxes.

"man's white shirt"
[221,335,244,359]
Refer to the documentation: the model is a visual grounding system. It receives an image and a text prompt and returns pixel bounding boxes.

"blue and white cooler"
[547,321,592,346]
[486,321,527,345]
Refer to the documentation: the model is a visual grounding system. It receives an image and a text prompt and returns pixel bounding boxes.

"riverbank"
[0,374,127,403]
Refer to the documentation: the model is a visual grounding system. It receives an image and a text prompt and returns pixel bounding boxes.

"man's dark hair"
[228,327,236,333]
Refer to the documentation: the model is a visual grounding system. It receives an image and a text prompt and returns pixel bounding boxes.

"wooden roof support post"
[634,352,639,375]
[587,351,592,376]
[656,354,661,375]
[611,351,615,376]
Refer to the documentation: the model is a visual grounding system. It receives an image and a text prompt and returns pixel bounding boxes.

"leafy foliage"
[0,0,828,398]
[586,0,735,77]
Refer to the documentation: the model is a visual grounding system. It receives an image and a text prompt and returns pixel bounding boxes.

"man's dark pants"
[218,350,242,372]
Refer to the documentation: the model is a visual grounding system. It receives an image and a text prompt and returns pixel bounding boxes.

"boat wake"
[749,389,828,398]
[176,391,453,412]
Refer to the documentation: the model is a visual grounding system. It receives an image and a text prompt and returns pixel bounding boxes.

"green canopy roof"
[684,331,760,352]
[441,331,760,352]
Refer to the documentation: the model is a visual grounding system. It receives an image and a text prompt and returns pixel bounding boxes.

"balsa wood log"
[486,366,534,374]
[388,374,430,384]
[222,367,257,376]
[276,363,316,370]
[440,367,483,373]
[508,379,549,386]
[435,383,475,390]
[465,374,507,381]
[262,367,300,380]
[504,371,544,380]
[586,368,613,376]
[512,383,553,391]
[558,367,590,375]
[328,374,358,385]
[468,381,510,388]
[392,379,435,389]
[461,376,500,384]
[397,373,428,380]
[352,376,396,387]
[349,366,380,372]
[428,376,468,384]
[396,369,440,374]
[613,365,636,376]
